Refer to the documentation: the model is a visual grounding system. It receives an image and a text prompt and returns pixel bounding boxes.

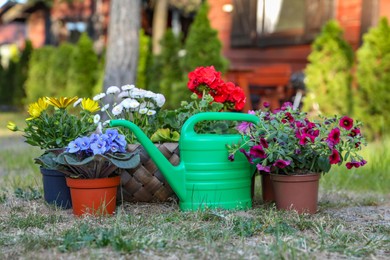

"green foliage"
[136,29,150,90]
[355,17,390,140]
[303,20,354,116]
[25,46,56,104]
[12,40,33,106]
[66,33,99,98]
[182,1,228,74]
[159,29,186,108]
[46,42,75,97]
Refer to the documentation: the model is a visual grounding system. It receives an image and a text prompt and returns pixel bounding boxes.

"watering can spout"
[110,120,186,201]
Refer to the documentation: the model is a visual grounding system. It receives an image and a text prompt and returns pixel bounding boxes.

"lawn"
[0,112,389,259]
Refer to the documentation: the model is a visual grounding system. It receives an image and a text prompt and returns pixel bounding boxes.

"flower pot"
[40,168,72,209]
[261,173,275,203]
[270,173,320,214]
[66,176,120,216]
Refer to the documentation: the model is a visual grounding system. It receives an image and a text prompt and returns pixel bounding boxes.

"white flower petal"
[94,114,101,124]
[101,104,110,112]
[121,98,140,109]
[103,120,110,126]
[118,91,130,98]
[112,104,123,116]
[154,94,166,107]
[121,84,135,91]
[145,91,157,98]
[73,98,83,107]
[139,108,148,114]
[106,86,120,95]
[93,93,106,101]
[146,109,156,116]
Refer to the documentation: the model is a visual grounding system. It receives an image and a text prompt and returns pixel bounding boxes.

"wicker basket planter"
[119,143,179,202]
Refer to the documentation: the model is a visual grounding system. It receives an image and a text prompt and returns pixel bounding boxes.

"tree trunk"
[152,0,168,55]
[103,0,141,90]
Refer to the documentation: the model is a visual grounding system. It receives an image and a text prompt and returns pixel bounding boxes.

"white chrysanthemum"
[93,93,106,101]
[130,88,146,98]
[144,91,157,98]
[106,86,120,95]
[121,98,140,109]
[146,109,156,116]
[94,114,101,124]
[101,104,110,112]
[112,104,123,116]
[73,98,83,107]
[154,94,166,107]
[139,108,148,114]
[118,91,130,99]
[121,84,135,91]
[103,120,110,126]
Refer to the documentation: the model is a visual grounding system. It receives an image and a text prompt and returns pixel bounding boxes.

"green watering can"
[110,112,259,211]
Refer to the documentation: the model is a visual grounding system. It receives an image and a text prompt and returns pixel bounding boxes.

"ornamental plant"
[54,129,140,179]
[227,102,367,175]
[94,66,246,143]
[7,96,100,150]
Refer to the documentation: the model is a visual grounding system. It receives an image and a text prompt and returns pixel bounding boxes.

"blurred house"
[1,0,390,110]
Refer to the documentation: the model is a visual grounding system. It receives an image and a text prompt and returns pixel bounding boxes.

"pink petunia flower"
[249,145,267,159]
[273,159,291,168]
[256,164,271,173]
[329,149,341,164]
[339,116,354,130]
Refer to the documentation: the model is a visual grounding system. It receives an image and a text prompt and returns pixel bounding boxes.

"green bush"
[25,46,56,104]
[181,1,228,74]
[66,33,99,98]
[46,42,75,97]
[12,40,33,106]
[303,20,354,116]
[136,29,151,90]
[159,29,186,108]
[355,17,390,140]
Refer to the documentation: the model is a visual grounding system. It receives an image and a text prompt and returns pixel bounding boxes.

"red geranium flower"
[339,116,354,130]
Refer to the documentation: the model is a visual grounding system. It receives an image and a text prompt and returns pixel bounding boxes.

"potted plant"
[7,96,100,209]
[93,66,247,203]
[228,102,367,214]
[55,128,140,216]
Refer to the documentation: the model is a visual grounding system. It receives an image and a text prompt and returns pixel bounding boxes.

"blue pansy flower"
[106,128,119,141]
[91,140,107,155]
[68,138,82,153]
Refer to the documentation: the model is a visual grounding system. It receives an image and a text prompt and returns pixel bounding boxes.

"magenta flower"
[360,159,367,166]
[281,102,293,110]
[329,149,341,164]
[256,164,271,173]
[260,138,269,148]
[273,159,291,168]
[327,128,341,146]
[339,116,354,130]
[250,145,267,159]
[349,127,361,137]
[263,102,270,108]
[346,161,361,169]
[236,122,252,134]
[240,148,253,164]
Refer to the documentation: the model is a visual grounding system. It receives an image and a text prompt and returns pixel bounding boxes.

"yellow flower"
[7,121,18,131]
[46,96,78,109]
[26,97,48,120]
[81,98,100,113]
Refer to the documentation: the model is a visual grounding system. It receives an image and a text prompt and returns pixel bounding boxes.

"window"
[231,0,334,47]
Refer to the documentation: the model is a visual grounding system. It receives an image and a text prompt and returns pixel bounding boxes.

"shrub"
[136,29,150,90]
[25,46,56,104]
[181,1,228,74]
[159,29,186,108]
[66,33,99,98]
[303,20,354,116]
[12,40,33,106]
[46,42,75,97]
[355,17,390,140]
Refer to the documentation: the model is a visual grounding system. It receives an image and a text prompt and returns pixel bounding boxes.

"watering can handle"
[181,112,260,137]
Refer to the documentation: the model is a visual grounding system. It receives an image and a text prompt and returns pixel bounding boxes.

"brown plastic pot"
[66,176,120,216]
[261,173,275,203]
[270,173,320,214]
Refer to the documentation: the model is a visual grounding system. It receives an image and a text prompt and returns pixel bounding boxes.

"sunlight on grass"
[321,138,390,194]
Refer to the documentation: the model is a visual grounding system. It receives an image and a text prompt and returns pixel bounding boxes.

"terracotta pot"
[270,173,320,214]
[40,168,72,209]
[66,176,120,216]
[261,173,275,203]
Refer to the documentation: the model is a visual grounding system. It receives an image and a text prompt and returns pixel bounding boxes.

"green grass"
[321,138,390,194]
[0,112,389,258]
